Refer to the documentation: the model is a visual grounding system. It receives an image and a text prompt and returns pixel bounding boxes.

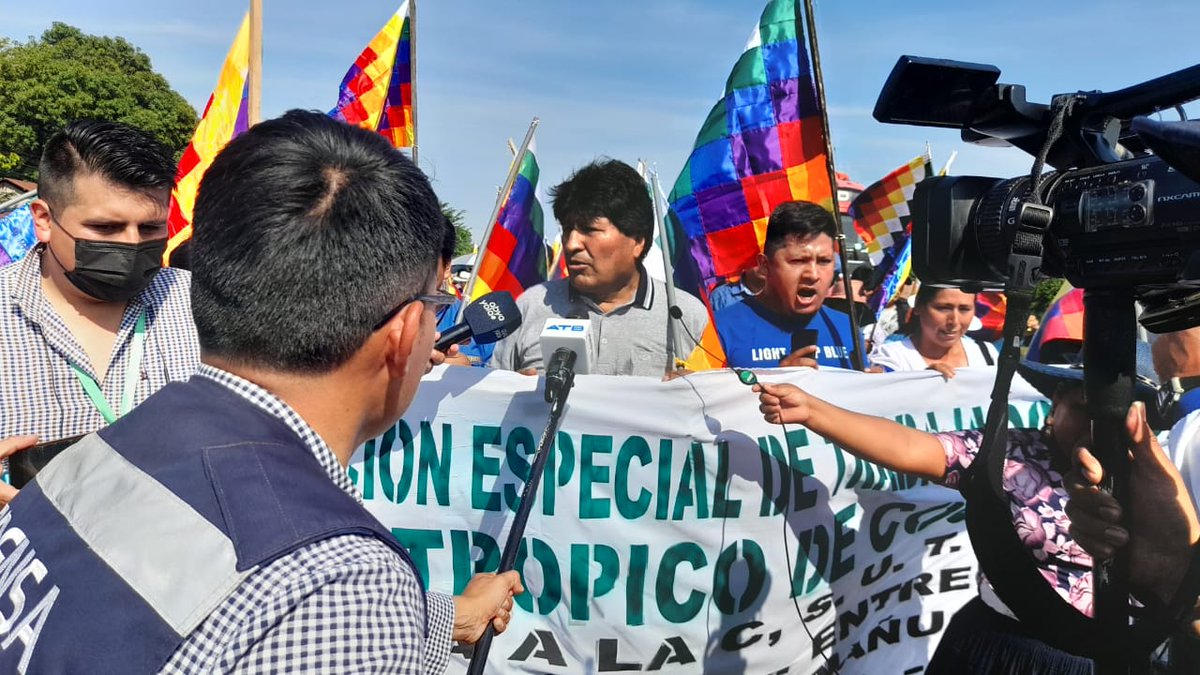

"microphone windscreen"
[462,291,521,344]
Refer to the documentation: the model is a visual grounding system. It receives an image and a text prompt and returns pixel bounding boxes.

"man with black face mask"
[0,120,199,502]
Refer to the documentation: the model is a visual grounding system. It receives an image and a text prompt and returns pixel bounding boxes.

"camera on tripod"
[873,56,1200,332]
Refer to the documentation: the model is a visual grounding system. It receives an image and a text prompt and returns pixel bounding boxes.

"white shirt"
[870,336,997,372]
[1168,409,1200,514]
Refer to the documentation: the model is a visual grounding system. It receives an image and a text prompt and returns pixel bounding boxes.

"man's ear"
[632,236,647,261]
[381,301,426,380]
[30,199,54,243]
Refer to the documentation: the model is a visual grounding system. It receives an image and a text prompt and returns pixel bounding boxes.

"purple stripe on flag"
[695,182,751,233]
[330,66,365,119]
[393,36,412,84]
[770,78,802,124]
[496,175,544,288]
[732,127,784,176]
[685,233,716,286]
[234,82,250,136]
[384,57,407,109]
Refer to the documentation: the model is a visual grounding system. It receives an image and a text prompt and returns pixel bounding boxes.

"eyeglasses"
[373,291,457,331]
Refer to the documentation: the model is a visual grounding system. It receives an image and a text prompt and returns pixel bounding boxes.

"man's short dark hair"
[763,201,838,256]
[190,109,443,374]
[38,120,176,208]
[550,159,653,261]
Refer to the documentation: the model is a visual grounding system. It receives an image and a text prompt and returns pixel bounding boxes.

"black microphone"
[434,291,521,352]
[791,328,819,353]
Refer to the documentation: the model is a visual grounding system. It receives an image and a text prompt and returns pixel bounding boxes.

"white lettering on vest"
[823,345,847,360]
[0,511,59,673]
[750,346,789,362]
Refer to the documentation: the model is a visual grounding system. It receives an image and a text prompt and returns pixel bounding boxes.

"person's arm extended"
[755,381,947,480]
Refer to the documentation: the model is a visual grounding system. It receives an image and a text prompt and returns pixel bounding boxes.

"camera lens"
[1129,185,1146,202]
[1129,204,1146,223]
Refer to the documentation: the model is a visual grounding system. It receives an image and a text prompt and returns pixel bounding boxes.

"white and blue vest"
[0,377,425,673]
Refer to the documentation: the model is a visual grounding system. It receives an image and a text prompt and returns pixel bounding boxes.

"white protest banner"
[350,366,1047,674]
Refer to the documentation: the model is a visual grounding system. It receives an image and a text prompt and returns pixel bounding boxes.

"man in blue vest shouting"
[714,200,863,370]
[0,110,522,673]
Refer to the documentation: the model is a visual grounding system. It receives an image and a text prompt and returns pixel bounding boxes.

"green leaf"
[0,22,198,181]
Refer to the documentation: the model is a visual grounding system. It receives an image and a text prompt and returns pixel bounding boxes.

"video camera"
[874,56,1200,332]
[871,57,1200,669]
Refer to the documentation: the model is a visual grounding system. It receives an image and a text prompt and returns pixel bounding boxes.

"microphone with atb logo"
[433,291,520,352]
[539,318,591,402]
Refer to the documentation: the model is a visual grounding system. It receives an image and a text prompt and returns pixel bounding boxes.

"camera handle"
[1083,290,1140,675]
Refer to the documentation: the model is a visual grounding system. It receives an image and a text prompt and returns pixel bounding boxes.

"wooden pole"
[248,0,263,126]
[458,117,539,319]
[800,0,863,370]
[408,0,419,167]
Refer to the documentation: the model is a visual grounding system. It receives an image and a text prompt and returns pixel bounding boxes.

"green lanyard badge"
[70,310,147,424]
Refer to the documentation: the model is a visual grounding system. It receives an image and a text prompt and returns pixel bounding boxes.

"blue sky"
[5,1,1198,240]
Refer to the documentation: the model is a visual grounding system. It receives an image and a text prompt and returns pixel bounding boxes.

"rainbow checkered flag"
[329,3,414,148]
[468,140,546,301]
[849,152,932,267]
[667,0,832,301]
[849,152,932,312]
[165,14,250,264]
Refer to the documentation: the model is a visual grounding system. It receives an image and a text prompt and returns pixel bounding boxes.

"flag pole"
[650,169,690,369]
[458,116,539,319]
[248,0,262,126]
[800,0,863,370]
[548,233,564,277]
[409,0,419,167]
[0,189,37,214]
[939,150,958,176]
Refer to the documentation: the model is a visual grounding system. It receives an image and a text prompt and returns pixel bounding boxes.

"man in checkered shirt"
[0,111,523,673]
[0,121,200,501]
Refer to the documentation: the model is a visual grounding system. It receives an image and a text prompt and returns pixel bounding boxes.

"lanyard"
[69,309,147,424]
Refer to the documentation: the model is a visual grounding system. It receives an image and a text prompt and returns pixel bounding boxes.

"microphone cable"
[669,305,841,674]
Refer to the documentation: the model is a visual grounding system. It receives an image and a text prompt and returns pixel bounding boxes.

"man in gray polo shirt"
[490,159,708,377]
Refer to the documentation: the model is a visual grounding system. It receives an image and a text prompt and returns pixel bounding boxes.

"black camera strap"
[962,95,1187,659]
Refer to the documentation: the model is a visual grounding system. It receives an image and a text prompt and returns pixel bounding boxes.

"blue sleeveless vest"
[0,376,426,674]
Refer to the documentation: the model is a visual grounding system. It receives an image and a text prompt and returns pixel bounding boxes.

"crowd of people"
[2,113,1200,674]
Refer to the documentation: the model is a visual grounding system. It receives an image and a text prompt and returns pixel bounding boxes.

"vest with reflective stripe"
[0,376,426,674]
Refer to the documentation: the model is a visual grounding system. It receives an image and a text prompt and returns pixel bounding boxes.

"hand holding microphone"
[434,291,521,353]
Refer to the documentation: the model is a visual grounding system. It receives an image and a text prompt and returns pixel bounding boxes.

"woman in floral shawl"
[756,347,1158,674]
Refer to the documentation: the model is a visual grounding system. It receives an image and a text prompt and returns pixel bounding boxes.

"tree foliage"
[440,201,474,257]
[1031,277,1065,319]
[0,23,198,179]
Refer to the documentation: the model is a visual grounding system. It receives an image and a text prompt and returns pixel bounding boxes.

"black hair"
[902,285,977,336]
[911,284,943,310]
[38,119,176,208]
[190,109,443,374]
[440,215,457,265]
[763,200,838,256]
[550,158,653,262]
